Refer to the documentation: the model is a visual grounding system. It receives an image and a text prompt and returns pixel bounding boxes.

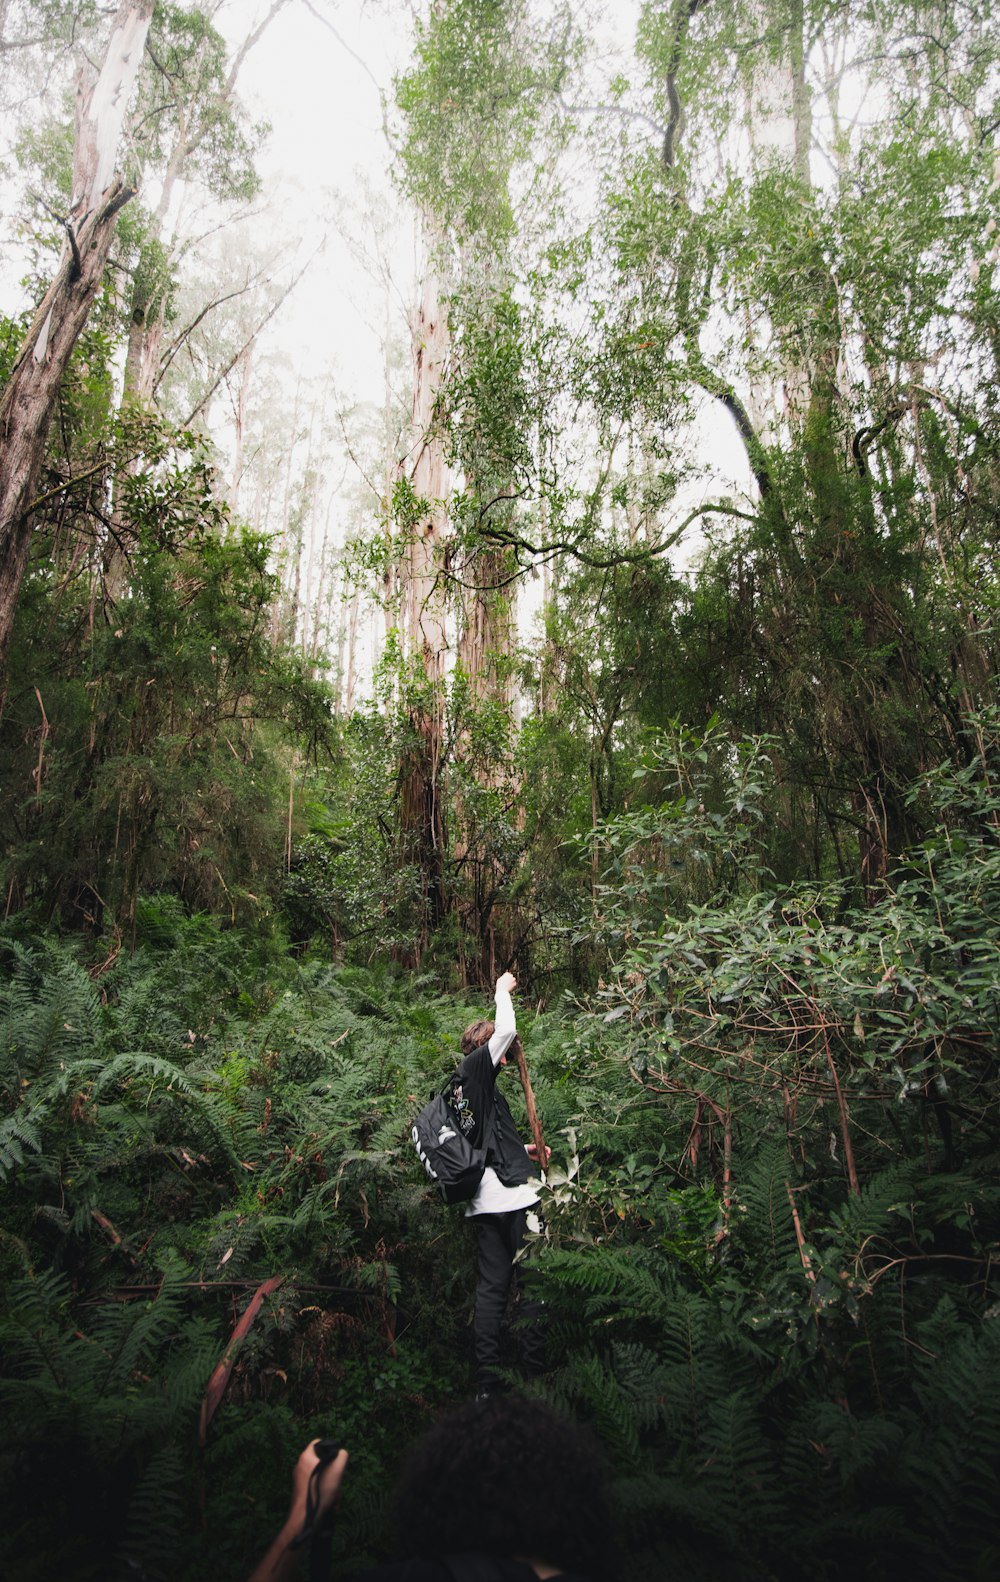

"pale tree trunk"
[452,252,525,982]
[307,496,333,668]
[333,564,348,709]
[382,286,402,637]
[743,0,815,429]
[456,553,516,714]
[398,262,451,954]
[454,540,520,984]
[344,586,360,715]
[103,2,291,600]
[269,380,303,644]
[0,0,155,679]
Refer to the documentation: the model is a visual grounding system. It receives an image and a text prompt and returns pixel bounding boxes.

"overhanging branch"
[445,500,758,591]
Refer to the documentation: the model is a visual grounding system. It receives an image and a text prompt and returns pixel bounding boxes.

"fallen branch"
[198,1273,285,1446]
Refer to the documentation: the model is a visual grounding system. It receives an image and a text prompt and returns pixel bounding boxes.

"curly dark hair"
[389,1394,614,1577]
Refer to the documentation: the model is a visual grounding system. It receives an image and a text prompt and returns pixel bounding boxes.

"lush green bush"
[2,722,999,1580]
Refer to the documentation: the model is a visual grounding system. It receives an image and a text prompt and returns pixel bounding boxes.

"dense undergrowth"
[1,736,999,1582]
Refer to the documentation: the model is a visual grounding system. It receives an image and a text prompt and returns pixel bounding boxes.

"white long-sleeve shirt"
[465,986,541,1217]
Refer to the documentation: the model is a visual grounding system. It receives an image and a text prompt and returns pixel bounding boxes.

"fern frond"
[94,1052,240,1167]
[113,1439,187,1582]
[0,1108,42,1179]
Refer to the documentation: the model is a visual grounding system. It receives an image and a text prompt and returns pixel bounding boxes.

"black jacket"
[454,1044,530,1188]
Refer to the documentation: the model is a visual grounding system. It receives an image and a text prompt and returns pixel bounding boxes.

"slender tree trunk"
[398,262,451,954]
[228,341,254,515]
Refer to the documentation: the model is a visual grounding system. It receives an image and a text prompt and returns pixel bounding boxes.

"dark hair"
[390,1394,614,1577]
[461,1017,495,1055]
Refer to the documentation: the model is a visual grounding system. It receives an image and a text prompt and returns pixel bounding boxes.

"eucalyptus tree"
[390,0,570,974]
[0,0,155,676]
[0,0,287,665]
[0,0,340,931]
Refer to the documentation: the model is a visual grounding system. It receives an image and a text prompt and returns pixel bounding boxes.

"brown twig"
[786,1180,817,1287]
[32,687,49,797]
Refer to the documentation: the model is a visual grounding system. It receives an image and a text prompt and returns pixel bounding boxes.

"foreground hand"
[526,1143,551,1166]
[496,971,517,995]
[289,1439,349,1529]
[246,1440,349,1582]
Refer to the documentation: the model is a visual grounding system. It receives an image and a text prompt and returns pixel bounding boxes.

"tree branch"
[181,250,318,429]
[443,500,757,590]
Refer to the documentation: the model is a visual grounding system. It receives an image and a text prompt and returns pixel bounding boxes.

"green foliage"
[517,721,1000,1577]
[4,716,1000,1576]
[395,0,562,243]
[0,1259,219,1582]
[0,938,495,1577]
[136,4,265,203]
[2,3,1000,1578]
[0,414,336,929]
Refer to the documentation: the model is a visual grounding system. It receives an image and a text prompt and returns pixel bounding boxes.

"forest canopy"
[0,2,998,1579]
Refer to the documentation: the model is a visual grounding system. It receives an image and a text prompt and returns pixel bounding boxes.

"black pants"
[472,1208,544,1392]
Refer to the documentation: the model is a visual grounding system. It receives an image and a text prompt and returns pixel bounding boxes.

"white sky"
[217,0,413,407]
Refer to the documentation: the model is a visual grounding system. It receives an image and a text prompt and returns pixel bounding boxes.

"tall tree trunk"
[0,0,155,679]
[398,263,451,955]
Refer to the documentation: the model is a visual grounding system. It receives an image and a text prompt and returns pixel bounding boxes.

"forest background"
[1,2,999,1579]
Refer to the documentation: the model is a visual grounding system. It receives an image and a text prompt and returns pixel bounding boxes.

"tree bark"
[0,0,154,677]
[398,262,451,955]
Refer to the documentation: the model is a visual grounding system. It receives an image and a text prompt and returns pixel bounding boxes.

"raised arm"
[488,971,517,1066]
[246,1441,349,1582]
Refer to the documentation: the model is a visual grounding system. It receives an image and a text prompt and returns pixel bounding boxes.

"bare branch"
[181,249,319,428]
[154,276,268,390]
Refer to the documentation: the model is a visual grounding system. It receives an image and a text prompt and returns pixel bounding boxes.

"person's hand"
[496,970,517,995]
[526,1142,551,1166]
[246,1440,349,1581]
[288,1439,349,1531]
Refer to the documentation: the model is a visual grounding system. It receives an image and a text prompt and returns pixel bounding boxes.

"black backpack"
[411,1070,496,1204]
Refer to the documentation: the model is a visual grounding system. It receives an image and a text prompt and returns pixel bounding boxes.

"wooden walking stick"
[511,1034,548,1180]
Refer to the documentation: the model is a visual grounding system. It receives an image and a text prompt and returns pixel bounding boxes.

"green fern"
[113,1439,187,1582]
[0,939,101,1080]
[94,1052,241,1169]
[0,1107,42,1179]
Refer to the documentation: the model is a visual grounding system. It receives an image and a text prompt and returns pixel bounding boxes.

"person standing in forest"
[454,971,548,1398]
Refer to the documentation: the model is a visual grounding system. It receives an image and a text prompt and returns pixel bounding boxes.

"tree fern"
[536,1243,678,1325]
[0,939,101,1081]
[106,952,189,1057]
[824,1160,917,1248]
[897,1301,1000,1578]
[653,1286,731,1438]
[730,1140,802,1273]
